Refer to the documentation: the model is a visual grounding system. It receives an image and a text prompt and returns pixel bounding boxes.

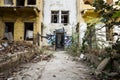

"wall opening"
[4,22,14,41]
[27,0,36,5]
[16,0,25,6]
[61,11,69,25]
[24,22,34,40]
[4,0,13,5]
[51,11,59,23]
[56,33,64,49]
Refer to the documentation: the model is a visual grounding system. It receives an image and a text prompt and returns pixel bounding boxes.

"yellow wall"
[0,0,42,46]
[83,10,99,22]
[14,18,24,41]
[0,18,4,39]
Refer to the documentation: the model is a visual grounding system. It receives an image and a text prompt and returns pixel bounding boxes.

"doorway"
[4,22,14,40]
[24,22,33,40]
[56,33,64,49]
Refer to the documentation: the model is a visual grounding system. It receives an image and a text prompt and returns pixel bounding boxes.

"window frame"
[51,11,59,23]
[61,11,69,25]
[4,0,13,6]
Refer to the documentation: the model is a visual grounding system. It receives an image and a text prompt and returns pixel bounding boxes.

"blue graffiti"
[64,36,72,47]
[46,34,56,45]
[43,34,72,47]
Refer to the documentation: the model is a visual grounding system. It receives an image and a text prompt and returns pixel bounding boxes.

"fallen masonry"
[0,40,38,72]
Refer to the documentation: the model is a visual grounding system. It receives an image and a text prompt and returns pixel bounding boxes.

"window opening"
[4,0,13,5]
[4,22,14,41]
[61,11,69,25]
[16,0,25,6]
[51,11,59,23]
[27,0,36,5]
[24,22,34,40]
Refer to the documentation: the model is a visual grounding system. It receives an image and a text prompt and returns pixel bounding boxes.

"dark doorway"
[4,22,14,40]
[16,0,25,6]
[24,22,34,40]
[56,33,64,49]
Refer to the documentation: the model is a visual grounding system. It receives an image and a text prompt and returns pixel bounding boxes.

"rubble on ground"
[83,48,120,80]
[0,40,54,80]
[0,40,38,72]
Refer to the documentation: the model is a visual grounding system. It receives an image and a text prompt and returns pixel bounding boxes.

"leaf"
[112,11,120,18]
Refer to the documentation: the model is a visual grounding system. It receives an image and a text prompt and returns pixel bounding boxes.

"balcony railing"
[1,0,37,7]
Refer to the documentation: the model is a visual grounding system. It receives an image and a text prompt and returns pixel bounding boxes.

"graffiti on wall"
[46,34,56,45]
[43,33,72,47]
[64,36,72,47]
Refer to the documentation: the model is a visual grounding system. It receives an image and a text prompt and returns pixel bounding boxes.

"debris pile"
[0,40,38,72]
[0,41,36,56]
[82,46,120,79]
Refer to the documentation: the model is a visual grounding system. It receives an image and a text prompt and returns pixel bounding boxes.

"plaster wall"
[43,0,77,46]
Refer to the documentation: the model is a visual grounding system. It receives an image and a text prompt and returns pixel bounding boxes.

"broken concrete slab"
[96,57,111,72]
[0,41,38,72]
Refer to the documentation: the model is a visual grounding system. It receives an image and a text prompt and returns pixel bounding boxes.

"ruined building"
[0,0,42,46]
[77,0,120,48]
[43,0,77,49]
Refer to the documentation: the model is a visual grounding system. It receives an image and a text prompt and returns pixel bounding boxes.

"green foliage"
[66,33,80,56]
[93,0,120,28]
[112,11,120,18]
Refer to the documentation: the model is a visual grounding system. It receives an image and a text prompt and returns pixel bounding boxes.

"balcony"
[0,0,40,16]
[0,0,37,7]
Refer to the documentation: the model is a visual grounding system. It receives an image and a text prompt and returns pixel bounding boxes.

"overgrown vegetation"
[65,33,80,56]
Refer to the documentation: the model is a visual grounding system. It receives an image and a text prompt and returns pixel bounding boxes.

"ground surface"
[7,51,94,80]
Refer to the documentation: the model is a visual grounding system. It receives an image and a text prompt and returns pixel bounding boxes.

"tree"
[93,0,120,40]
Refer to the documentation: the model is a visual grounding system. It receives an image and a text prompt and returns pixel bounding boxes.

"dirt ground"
[6,51,95,80]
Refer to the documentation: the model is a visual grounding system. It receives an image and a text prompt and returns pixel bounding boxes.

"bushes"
[65,33,80,56]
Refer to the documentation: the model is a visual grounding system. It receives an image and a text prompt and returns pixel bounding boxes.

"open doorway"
[16,0,25,6]
[4,22,14,41]
[56,33,64,49]
[24,22,34,40]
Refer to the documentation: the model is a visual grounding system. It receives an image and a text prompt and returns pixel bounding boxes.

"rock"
[104,72,119,77]
[113,61,120,72]
[112,53,120,59]
[86,54,100,66]
[95,57,111,75]
[53,75,56,77]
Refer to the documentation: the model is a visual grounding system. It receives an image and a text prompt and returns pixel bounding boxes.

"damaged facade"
[43,0,77,49]
[0,0,42,46]
[77,0,120,48]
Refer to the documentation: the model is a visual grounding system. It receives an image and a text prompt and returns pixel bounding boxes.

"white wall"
[43,0,77,45]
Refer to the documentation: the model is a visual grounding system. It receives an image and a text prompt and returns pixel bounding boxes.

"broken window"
[24,22,34,40]
[61,11,69,25]
[4,0,13,5]
[16,0,25,6]
[51,11,59,23]
[27,0,36,5]
[4,22,14,41]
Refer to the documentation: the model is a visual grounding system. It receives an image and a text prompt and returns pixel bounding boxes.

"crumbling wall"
[43,0,77,46]
[0,12,38,42]
[0,0,43,46]
[0,41,38,72]
[14,18,24,41]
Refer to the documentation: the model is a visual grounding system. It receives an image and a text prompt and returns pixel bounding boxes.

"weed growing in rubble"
[66,33,80,57]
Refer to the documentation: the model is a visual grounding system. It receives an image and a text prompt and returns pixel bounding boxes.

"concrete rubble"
[83,49,120,79]
[0,40,54,80]
[0,40,38,73]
